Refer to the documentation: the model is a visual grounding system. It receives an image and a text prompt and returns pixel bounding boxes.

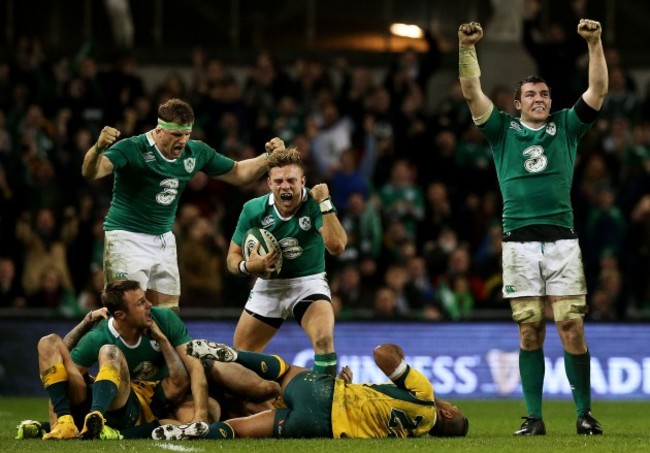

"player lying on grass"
[18,279,281,440]
[153,341,469,440]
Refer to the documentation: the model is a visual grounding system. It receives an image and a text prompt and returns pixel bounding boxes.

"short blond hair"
[267,146,304,172]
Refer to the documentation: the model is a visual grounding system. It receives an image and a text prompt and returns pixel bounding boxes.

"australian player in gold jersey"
[153,340,468,440]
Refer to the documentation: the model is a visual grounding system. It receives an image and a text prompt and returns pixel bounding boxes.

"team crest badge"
[545,122,556,136]
[184,157,196,173]
[299,216,311,230]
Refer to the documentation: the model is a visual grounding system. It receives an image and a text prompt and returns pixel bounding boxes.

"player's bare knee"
[518,322,544,350]
[37,333,63,354]
[98,344,125,367]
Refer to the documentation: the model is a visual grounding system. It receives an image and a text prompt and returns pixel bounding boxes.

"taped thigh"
[511,297,545,324]
[551,296,587,321]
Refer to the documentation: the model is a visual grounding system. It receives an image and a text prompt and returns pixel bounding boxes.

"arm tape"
[459,46,481,78]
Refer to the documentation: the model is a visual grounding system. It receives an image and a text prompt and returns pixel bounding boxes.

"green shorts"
[273,371,334,438]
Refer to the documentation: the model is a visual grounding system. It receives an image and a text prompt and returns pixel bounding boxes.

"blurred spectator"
[382,262,425,318]
[178,216,226,308]
[77,267,105,311]
[16,207,74,297]
[28,265,79,317]
[337,191,383,268]
[473,222,504,308]
[437,274,475,321]
[0,256,27,308]
[583,184,626,293]
[373,286,399,320]
[624,195,650,313]
[435,245,484,307]
[378,158,425,238]
[599,65,643,126]
[330,264,374,316]
[309,100,355,180]
[418,181,455,250]
[330,118,377,213]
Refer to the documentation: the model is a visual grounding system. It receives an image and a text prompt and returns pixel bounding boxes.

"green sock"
[564,349,591,416]
[520,348,545,419]
[206,421,235,439]
[237,351,286,380]
[90,380,118,413]
[120,421,160,439]
[313,352,338,376]
[45,381,71,417]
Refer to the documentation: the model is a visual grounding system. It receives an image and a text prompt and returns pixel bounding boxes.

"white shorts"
[104,230,180,296]
[501,239,587,298]
[245,272,331,320]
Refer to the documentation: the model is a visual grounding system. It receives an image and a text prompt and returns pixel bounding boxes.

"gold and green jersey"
[331,366,437,438]
[479,108,592,234]
[103,131,235,235]
[231,188,328,278]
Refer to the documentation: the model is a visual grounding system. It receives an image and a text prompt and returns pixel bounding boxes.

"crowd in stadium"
[0,15,648,322]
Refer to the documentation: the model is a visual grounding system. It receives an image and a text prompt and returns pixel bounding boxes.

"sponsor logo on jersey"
[505,285,516,293]
[509,121,522,132]
[261,215,275,228]
[150,340,161,351]
[143,151,156,162]
[279,237,303,259]
[184,157,196,173]
[299,216,311,231]
[523,145,548,173]
[545,122,557,135]
[115,271,128,279]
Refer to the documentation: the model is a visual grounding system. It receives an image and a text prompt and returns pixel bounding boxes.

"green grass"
[1,398,649,452]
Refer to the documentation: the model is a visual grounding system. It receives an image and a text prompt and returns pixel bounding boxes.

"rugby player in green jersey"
[81,98,283,311]
[458,19,608,435]
[34,280,279,440]
[227,146,347,376]
[153,340,468,440]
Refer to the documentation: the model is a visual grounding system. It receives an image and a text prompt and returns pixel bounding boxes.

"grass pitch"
[1,397,649,453]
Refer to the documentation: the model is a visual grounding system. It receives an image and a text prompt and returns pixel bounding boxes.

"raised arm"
[577,19,608,110]
[311,183,347,255]
[218,137,285,186]
[457,22,494,125]
[63,307,109,350]
[81,126,119,180]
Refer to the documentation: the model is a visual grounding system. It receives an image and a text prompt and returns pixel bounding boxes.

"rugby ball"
[242,227,283,278]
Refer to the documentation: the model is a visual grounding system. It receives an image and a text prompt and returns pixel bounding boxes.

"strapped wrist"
[319,198,335,214]
[238,259,250,276]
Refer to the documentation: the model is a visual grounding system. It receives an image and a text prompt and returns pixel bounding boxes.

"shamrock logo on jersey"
[184,158,196,173]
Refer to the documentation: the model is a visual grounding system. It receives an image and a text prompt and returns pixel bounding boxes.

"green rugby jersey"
[231,189,328,278]
[70,307,191,381]
[103,132,235,235]
[479,108,592,234]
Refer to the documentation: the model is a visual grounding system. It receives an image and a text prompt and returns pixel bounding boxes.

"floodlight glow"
[389,23,423,39]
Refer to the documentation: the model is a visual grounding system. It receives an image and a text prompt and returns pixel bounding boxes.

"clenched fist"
[458,22,484,46]
[577,19,602,44]
[96,126,120,152]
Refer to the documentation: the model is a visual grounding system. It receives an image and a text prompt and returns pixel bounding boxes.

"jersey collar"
[145,130,182,163]
[108,317,143,349]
